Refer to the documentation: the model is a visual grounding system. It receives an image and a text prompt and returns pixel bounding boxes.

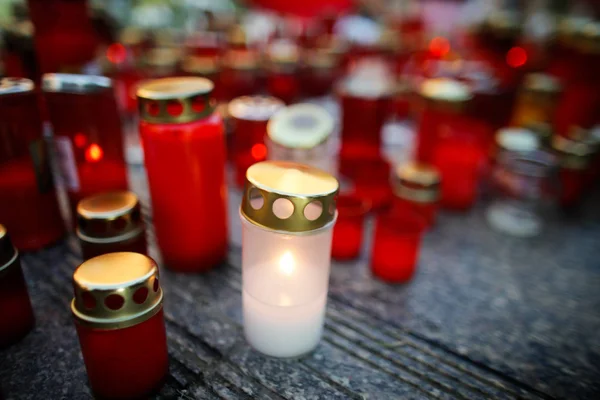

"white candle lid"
[496,128,540,152]
[268,103,334,149]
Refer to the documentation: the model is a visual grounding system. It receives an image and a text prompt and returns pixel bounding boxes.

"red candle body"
[371,213,425,283]
[558,168,589,209]
[331,195,370,261]
[0,78,65,250]
[340,158,393,211]
[75,309,168,399]
[301,65,336,97]
[267,71,300,104]
[140,112,227,272]
[392,197,438,228]
[0,258,35,348]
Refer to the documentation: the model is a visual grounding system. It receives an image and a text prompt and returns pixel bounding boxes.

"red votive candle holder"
[220,49,260,100]
[0,78,65,250]
[42,74,128,223]
[551,135,595,209]
[138,77,228,272]
[371,211,426,283]
[391,162,440,228]
[340,157,394,211]
[77,191,147,261]
[180,55,223,101]
[266,39,301,104]
[331,195,371,260]
[0,225,35,348]
[301,49,338,97]
[228,96,285,187]
[72,252,168,399]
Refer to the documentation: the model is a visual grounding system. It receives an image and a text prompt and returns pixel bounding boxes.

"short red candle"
[0,225,35,348]
[138,77,227,272]
[331,195,370,260]
[265,40,301,104]
[72,253,168,399]
[43,74,128,223]
[0,78,65,250]
[391,162,440,229]
[340,157,393,211]
[371,212,426,283]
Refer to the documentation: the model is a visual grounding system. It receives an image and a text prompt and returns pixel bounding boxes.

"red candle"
[331,195,370,260]
[371,211,426,283]
[552,135,595,209]
[340,157,393,211]
[77,191,147,261]
[266,39,301,104]
[72,252,168,399]
[0,78,65,250]
[138,77,227,272]
[142,47,180,79]
[391,162,440,228]
[220,49,260,100]
[301,50,338,97]
[0,225,35,348]
[43,74,128,223]
[228,96,284,187]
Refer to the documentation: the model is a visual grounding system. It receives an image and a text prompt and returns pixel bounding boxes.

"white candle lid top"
[419,78,472,102]
[229,95,285,121]
[268,103,334,149]
[496,127,540,152]
[247,161,338,197]
[342,58,395,98]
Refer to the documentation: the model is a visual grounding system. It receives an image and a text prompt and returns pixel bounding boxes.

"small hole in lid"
[304,200,323,221]
[248,187,264,210]
[273,198,294,219]
[133,287,149,304]
[166,100,183,116]
[147,101,160,116]
[191,95,206,113]
[105,294,125,311]
[82,291,96,310]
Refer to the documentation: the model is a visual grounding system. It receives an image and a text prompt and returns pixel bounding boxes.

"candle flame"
[279,252,295,276]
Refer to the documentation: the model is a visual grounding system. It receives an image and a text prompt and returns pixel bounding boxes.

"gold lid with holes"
[241,161,339,233]
[76,191,144,244]
[228,95,284,122]
[552,134,594,170]
[0,77,34,95]
[42,73,112,94]
[137,77,215,124]
[181,55,221,76]
[419,78,472,112]
[392,162,440,203]
[0,225,18,274]
[71,252,163,330]
[267,103,334,149]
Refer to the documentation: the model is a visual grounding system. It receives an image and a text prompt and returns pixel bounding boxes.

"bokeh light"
[85,144,104,162]
[506,47,527,68]
[429,37,450,58]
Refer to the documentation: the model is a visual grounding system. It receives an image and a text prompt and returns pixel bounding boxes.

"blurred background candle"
[331,195,370,261]
[0,77,65,250]
[265,39,301,104]
[42,74,128,224]
[240,161,338,358]
[76,191,147,261]
[267,103,336,175]
[229,95,284,187]
[0,225,35,348]
[137,77,227,272]
[391,162,440,228]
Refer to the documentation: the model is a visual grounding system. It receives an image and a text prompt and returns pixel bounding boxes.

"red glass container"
[42,74,128,223]
[301,49,338,97]
[339,157,393,211]
[27,0,98,74]
[228,96,285,187]
[77,191,147,261]
[0,225,35,348]
[220,49,260,100]
[0,78,65,250]
[331,195,370,260]
[371,211,426,283]
[392,162,440,228]
[552,135,595,209]
[72,252,168,399]
[138,77,227,272]
[266,40,301,104]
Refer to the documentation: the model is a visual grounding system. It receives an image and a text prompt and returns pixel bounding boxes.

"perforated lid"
[267,103,334,149]
[393,162,440,203]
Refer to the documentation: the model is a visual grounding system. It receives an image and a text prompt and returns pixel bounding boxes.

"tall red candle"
[0,78,65,250]
[0,225,35,348]
[391,162,440,228]
[138,77,227,272]
[42,74,128,223]
[331,195,370,260]
[228,96,285,187]
[72,252,168,399]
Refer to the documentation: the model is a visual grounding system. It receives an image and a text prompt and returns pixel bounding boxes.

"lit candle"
[240,161,339,358]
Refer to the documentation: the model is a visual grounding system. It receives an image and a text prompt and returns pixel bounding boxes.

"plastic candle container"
[229,96,285,187]
[72,252,168,399]
[220,49,260,100]
[391,162,440,228]
[0,225,35,348]
[267,103,336,175]
[371,211,426,283]
[331,195,370,261]
[0,78,65,250]
[137,77,227,272]
[42,74,128,223]
[551,135,595,209]
[240,161,339,358]
[265,39,301,104]
[77,191,147,261]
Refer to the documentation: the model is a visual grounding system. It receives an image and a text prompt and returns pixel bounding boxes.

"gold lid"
[522,73,562,94]
[0,224,18,273]
[241,161,339,233]
[551,134,594,170]
[495,127,540,152]
[76,191,143,243]
[222,48,260,70]
[419,78,472,111]
[42,73,112,94]
[71,252,163,330]
[0,77,34,95]
[143,47,181,71]
[267,39,300,66]
[181,55,220,76]
[577,21,600,54]
[393,162,440,203]
[228,95,284,121]
[267,103,334,149]
[137,77,215,124]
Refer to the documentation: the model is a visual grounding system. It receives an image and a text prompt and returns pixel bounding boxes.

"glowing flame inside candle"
[279,252,295,276]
